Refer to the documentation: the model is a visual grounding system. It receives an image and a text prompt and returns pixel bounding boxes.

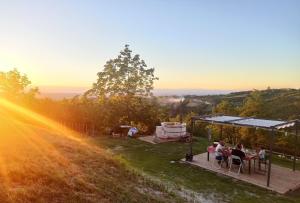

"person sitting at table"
[258,146,267,170]
[258,146,266,160]
[240,143,245,152]
[231,143,246,171]
[215,140,229,167]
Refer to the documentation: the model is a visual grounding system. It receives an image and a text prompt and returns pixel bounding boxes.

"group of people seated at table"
[215,140,266,173]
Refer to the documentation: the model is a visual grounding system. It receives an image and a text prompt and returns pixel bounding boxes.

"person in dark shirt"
[231,143,246,166]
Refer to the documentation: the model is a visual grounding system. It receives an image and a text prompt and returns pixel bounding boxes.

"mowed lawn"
[93,136,300,203]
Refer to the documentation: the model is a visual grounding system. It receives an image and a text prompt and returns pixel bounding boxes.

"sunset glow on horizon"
[0,0,299,91]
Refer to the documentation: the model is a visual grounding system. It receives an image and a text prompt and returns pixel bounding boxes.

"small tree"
[87,44,158,98]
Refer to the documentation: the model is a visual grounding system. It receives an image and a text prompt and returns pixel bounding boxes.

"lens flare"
[0,98,87,143]
[0,97,108,201]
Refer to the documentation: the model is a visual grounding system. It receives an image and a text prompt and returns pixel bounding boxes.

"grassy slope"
[94,136,300,203]
[0,109,184,203]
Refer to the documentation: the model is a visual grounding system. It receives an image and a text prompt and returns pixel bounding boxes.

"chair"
[213,154,224,169]
[229,155,243,175]
[258,155,269,172]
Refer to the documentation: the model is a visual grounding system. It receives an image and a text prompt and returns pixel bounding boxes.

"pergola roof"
[188,114,299,188]
[193,115,296,130]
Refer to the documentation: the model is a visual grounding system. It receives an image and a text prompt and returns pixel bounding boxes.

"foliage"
[87,45,158,98]
[213,100,237,115]
[0,69,39,100]
[77,45,160,132]
[96,95,163,133]
[240,90,266,117]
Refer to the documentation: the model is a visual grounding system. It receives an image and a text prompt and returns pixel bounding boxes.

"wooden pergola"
[187,115,299,187]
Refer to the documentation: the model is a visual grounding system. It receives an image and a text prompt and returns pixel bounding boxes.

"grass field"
[0,103,184,203]
[93,136,300,203]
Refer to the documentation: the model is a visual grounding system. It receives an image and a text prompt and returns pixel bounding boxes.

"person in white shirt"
[215,141,224,158]
[258,147,266,160]
[215,140,229,166]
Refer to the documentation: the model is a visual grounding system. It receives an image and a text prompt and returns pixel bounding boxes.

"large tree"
[87,45,158,98]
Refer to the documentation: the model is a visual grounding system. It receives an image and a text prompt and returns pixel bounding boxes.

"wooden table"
[245,154,257,174]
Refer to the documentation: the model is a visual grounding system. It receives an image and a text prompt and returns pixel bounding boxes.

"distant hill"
[152,89,233,96]
[39,87,234,100]
[160,88,300,120]
[39,92,81,100]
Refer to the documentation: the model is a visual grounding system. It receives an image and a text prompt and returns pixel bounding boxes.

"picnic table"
[207,145,258,174]
[244,153,257,174]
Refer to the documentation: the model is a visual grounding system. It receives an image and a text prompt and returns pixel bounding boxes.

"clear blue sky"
[0,0,299,91]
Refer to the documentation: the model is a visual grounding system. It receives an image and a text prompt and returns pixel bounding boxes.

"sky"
[0,0,299,92]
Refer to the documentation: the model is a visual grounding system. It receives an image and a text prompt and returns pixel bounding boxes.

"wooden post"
[207,128,211,161]
[189,118,194,156]
[267,128,275,187]
[208,128,212,142]
[232,127,235,146]
[293,121,298,171]
[179,100,183,123]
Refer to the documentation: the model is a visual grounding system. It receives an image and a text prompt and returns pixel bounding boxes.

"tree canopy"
[0,69,38,100]
[240,90,265,117]
[87,45,158,98]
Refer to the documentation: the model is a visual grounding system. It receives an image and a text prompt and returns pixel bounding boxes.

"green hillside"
[181,89,300,119]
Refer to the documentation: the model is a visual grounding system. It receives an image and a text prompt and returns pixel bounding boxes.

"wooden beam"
[189,118,194,156]
[207,128,212,161]
[267,129,275,187]
[293,121,298,171]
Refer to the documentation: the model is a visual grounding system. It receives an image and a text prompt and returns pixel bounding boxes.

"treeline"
[24,95,167,135]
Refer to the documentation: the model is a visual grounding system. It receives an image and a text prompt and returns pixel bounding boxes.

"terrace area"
[183,152,300,194]
[185,115,300,194]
